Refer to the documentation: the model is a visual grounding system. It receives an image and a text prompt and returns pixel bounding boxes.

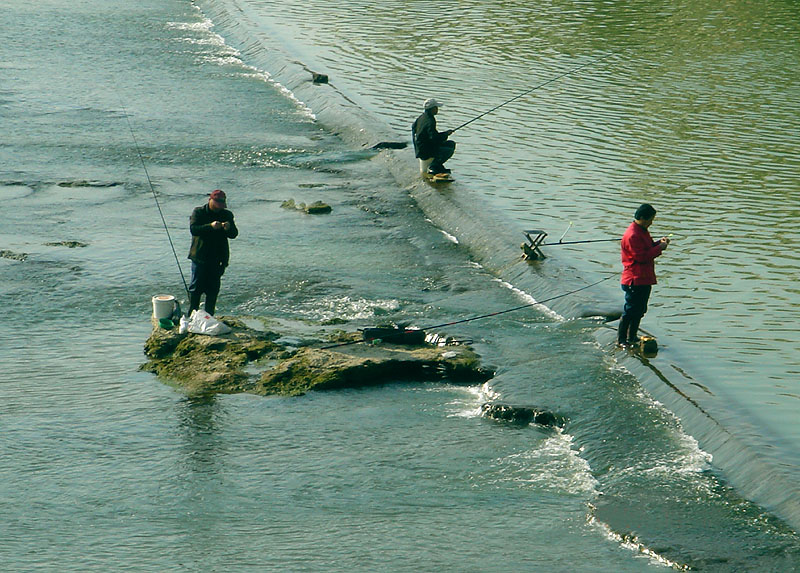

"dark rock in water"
[141,317,492,397]
[0,250,27,262]
[311,72,328,84]
[44,240,88,248]
[281,199,332,214]
[304,201,332,214]
[57,180,118,188]
[480,403,565,428]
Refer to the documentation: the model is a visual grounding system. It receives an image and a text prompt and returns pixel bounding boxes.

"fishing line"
[420,274,615,330]
[119,100,190,299]
[451,50,617,133]
[321,274,616,349]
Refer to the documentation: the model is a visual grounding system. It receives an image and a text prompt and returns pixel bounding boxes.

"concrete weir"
[141,318,493,397]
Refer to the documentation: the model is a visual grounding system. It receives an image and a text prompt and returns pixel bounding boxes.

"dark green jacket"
[412,109,449,159]
[188,203,238,267]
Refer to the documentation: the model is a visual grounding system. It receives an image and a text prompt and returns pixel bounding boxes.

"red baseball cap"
[209,189,226,205]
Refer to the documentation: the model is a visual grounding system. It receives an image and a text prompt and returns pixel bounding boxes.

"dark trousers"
[618,284,651,343]
[189,261,225,316]
[429,140,456,171]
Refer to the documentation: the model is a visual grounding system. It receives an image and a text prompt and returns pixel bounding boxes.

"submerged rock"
[57,180,118,188]
[480,403,566,428]
[141,318,492,397]
[0,250,27,262]
[44,240,88,248]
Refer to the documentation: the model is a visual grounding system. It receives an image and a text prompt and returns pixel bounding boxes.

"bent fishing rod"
[451,50,617,133]
[321,274,616,349]
[119,100,191,299]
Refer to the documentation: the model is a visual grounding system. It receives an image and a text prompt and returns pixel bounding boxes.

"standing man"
[188,189,238,316]
[412,98,455,177]
[618,203,670,347]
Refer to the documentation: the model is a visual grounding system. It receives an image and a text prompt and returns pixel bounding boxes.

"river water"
[2,0,799,570]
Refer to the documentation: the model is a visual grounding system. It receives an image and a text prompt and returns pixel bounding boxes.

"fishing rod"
[541,238,620,246]
[321,274,615,349]
[542,232,674,247]
[451,50,617,133]
[119,100,191,299]
[368,50,616,150]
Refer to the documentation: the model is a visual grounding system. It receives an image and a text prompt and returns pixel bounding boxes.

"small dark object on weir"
[311,72,328,84]
[371,141,408,150]
[521,229,547,260]
[481,403,565,428]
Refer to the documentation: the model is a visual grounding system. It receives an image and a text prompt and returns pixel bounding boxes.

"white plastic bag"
[187,310,232,336]
[178,315,189,334]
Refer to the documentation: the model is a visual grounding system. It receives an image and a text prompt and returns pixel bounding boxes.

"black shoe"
[616,341,630,348]
[627,336,641,345]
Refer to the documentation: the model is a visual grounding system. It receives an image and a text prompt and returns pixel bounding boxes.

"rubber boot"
[189,291,202,315]
[627,316,642,344]
[617,316,630,345]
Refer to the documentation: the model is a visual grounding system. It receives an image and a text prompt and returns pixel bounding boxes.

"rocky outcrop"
[141,319,492,397]
[480,403,566,428]
[141,317,283,395]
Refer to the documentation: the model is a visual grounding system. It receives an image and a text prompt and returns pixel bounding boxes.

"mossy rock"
[256,344,491,397]
[140,317,282,395]
[141,316,492,398]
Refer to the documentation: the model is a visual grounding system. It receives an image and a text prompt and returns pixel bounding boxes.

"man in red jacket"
[618,203,670,347]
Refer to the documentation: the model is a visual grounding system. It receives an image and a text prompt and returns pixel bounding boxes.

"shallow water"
[2,0,800,571]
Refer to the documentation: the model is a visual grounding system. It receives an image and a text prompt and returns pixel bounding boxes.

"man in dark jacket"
[412,98,455,176]
[618,203,669,346]
[188,189,238,316]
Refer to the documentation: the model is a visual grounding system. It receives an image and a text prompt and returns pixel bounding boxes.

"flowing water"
[2,0,799,570]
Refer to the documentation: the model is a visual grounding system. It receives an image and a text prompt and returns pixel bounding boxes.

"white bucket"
[152,294,176,319]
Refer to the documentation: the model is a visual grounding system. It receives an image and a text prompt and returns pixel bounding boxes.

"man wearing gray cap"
[412,98,456,177]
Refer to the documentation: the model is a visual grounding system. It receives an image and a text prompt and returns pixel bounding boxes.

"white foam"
[588,511,690,571]
[172,9,316,120]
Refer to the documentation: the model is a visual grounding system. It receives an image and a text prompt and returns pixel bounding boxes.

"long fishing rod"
[541,232,674,247]
[321,274,615,349]
[541,238,620,246]
[451,50,617,133]
[119,101,190,299]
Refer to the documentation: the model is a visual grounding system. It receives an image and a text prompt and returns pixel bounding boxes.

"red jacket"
[620,221,664,286]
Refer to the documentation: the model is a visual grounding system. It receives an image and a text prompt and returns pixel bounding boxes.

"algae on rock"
[141,317,492,397]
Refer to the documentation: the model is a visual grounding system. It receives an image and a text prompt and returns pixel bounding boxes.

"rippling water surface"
[3,0,800,570]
